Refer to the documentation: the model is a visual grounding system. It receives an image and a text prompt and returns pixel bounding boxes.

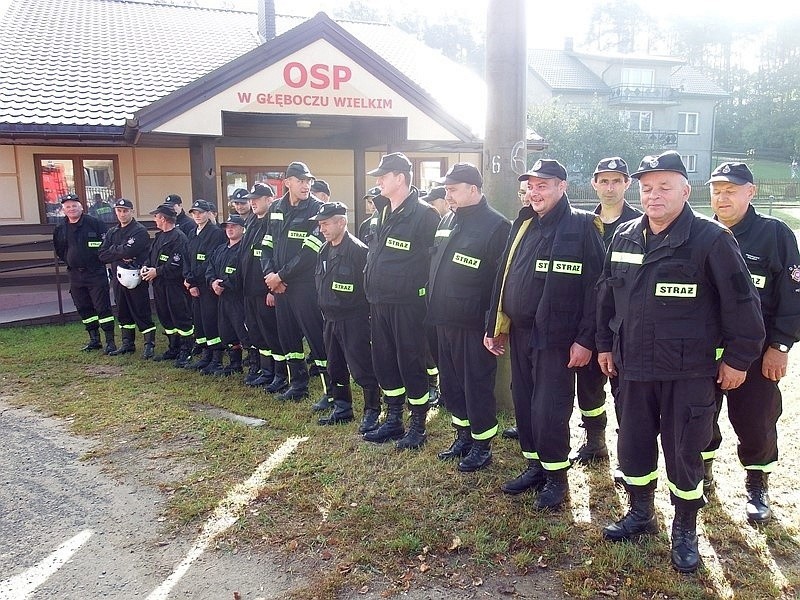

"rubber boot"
[501,459,546,495]
[703,459,715,495]
[363,403,405,443]
[318,384,354,425]
[219,346,243,376]
[437,426,473,461]
[102,328,116,355]
[311,371,333,412]
[142,331,156,360]
[185,347,212,371]
[190,340,204,356]
[108,329,135,355]
[745,471,772,523]
[153,334,179,362]
[278,358,309,401]
[428,371,440,408]
[602,483,659,541]
[572,426,609,465]
[173,337,193,368]
[249,352,275,386]
[200,348,224,375]
[458,439,493,472]
[671,508,700,573]
[358,387,381,434]
[82,328,102,351]
[532,468,570,511]
[395,404,428,450]
[244,349,265,385]
[265,359,289,394]
[501,426,519,440]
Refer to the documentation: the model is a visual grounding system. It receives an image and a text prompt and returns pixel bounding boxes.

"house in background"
[526,40,729,178]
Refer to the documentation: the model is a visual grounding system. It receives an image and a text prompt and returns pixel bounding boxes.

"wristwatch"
[769,342,790,353]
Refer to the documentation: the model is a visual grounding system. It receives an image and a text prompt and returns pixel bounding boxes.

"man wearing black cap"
[53,193,116,353]
[485,159,605,509]
[262,161,329,405]
[596,151,765,573]
[311,202,381,429]
[311,180,331,202]
[229,188,254,223]
[427,164,510,471]
[239,182,286,389]
[422,186,448,218]
[357,186,380,244]
[98,198,156,356]
[362,152,441,450]
[182,199,227,372]
[164,194,194,236]
[141,204,193,363]
[701,162,800,523]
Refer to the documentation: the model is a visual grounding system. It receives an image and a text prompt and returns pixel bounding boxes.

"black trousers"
[618,377,715,509]
[243,294,282,358]
[69,269,113,332]
[275,281,326,370]
[437,325,498,440]
[370,301,429,406]
[576,355,608,431]
[218,292,250,348]
[509,325,573,471]
[192,288,221,347]
[705,356,781,471]
[153,281,192,337]
[113,280,154,333]
[324,314,378,390]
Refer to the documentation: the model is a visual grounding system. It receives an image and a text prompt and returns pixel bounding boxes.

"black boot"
[501,459,546,495]
[395,404,428,450]
[244,349,265,385]
[363,403,405,443]
[82,328,102,351]
[671,508,700,573]
[191,340,204,356]
[532,469,570,511]
[745,471,772,523]
[265,359,289,394]
[278,358,309,401]
[153,334,179,362]
[703,459,715,495]
[501,426,519,440]
[102,328,116,355]
[437,426,473,461]
[358,387,381,434]
[249,352,275,386]
[142,331,156,360]
[428,371,440,408]
[173,337,193,368]
[603,483,659,541]
[185,347,212,371]
[318,384,354,425]
[108,329,135,355]
[200,348,224,375]
[218,346,243,376]
[458,439,493,472]
[572,426,609,465]
[311,371,333,412]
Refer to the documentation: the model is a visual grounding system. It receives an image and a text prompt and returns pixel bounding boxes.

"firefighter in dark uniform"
[53,193,116,354]
[363,152,441,450]
[98,198,155,357]
[229,188,254,223]
[311,202,382,430]
[485,159,605,509]
[597,151,765,573]
[701,161,800,523]
[427,164,510,472]
[206,214,250,376]
[182,199,227,373]
[262,161,329,405]
[163,194,194,237]
[357,187,380,244]
[140,203,193,364]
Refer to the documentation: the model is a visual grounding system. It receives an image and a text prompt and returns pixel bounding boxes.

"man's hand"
[265,293,276,307]
[717,361,747,390]
[483,333,508,356]
[211,279,224,296]
[762,346,789,382]
[567,342,591,368]
[188,286,200,298]
[598,352,617,378]
[183,279,191,290]
[265,273,283,292]
[140,266,157,282]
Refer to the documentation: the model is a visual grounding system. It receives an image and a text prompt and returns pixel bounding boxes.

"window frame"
[677,112,699,135]
[680,154,697,173]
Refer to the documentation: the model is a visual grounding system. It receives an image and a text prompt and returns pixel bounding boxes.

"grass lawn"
[1,323,799,599]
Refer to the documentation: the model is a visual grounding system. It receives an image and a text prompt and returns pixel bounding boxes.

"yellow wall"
[0,146,21,220]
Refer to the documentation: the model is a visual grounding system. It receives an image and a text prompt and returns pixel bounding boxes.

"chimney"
[258,0,276,41]
[564,37,574,52]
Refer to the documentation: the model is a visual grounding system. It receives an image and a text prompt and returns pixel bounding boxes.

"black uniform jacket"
[206,241,243,295]
[98,219,151,271]
[486,196,605,350]
[148,227,188,283]
[239,214,270,297]
[315,231,369,321]
[594,201,643,247]
[596,203,765,381]
[53,214,107,273]
[183,222,226,288]
[364,188,440,304]
[260,193,325,286]
[726,204,800,349]
[176,212,194,237]
[427,197,511,330]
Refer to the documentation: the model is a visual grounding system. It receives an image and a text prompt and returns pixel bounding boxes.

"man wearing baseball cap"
[485,159,605,509]
[229,188,254,223]
[164,194,194,236]
[311,179,331,202]
[597,151,765,573]
[700,162,800,524]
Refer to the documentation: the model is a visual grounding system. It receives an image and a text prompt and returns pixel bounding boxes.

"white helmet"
[116,265,142,289]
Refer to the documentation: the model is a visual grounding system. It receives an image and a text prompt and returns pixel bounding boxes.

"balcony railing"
[632,129,679,147]
[608,85,681,104]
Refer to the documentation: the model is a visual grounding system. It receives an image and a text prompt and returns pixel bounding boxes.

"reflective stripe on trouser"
[243,295,281,357]
[704,355,781,472]
[370,301,429,407]
[576,356,608,429]
[618,377,715,509]
[509,325,573,471]
[153,280,192,339]
[192,288,223,348]
[275,281,326,380]
[113,280,154,332]
[70,278,113,331]
[437,325,498,440]
[324,315,378,391]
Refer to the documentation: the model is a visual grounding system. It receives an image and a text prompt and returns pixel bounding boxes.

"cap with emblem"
[518,159,568,182]
[59,193,81,203]
[229,188,250,202]
[188,199,214,213]
[444,162,483,187]
[245,182,275,199]
[422,186,446,202]
[311,179,331,196]
[631,151,688,179]
[149,203,177,218]
[114,198,134,209]
[706,162,754,186]
[222,214,246,227]
[310,202,348,221]
[163,194,182,206]
[593,157,629,179]
[363,186,381,199]
[285,161,315,180]
[367,152,412,176]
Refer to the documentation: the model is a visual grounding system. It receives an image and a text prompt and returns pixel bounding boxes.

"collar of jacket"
[627,202,694,248]
[453,196,488,221]
[275,192,314,212]
[717,203,757,237]
[372,187,420,219]
[516,193,569,227]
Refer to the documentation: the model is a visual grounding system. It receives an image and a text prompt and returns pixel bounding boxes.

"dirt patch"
[83,364,125,378]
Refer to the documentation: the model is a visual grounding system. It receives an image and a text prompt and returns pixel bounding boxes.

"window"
[621,68,655,88]
[678,112,699,134]
[221,167,286,217]
[620,110,652,132]
[35,155,120,224]
[680,154,697,173]
[411,158,447,192]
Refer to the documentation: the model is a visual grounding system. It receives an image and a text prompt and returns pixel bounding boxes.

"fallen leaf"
[286,540,299,551]
[419,563,430,573]
[448,536,462,551]
[358,585,369,594]
[537,555,548,569]
[337,562,353,574]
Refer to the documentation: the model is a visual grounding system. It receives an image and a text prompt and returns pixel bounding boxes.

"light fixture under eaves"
[296,118,312,128]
